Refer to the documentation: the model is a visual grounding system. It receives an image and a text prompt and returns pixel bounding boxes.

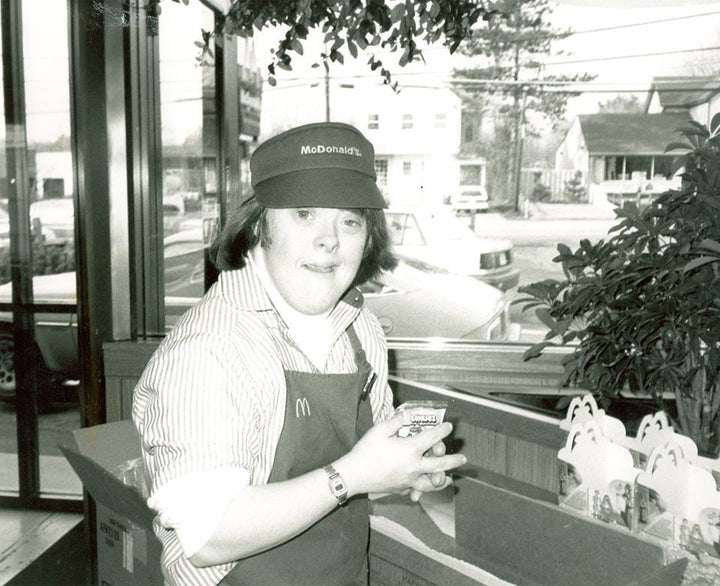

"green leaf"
[711,112,720,134]
[664,141,691,153]
[348,40,358,58]
[536,308,563,334]
[697,239,720,254]
[523,341,554,361]
[390,3,406,21]
[430,1,441,19]
[684,257,717,273]
[678,122,709,139]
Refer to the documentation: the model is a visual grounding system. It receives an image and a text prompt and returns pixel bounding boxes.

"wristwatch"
[323,464,348,506]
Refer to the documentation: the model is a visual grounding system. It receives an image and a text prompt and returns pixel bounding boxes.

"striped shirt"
[132,259,394,585]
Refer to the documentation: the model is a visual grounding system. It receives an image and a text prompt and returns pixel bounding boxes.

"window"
[26,0,714,454]
[460,163,483,186]
[463,124,474,143]
[158,1,216,328]
[375,159,388,187]
[0,0,83,505]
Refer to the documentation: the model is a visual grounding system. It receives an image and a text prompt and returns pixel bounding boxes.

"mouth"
[304,263,338,274]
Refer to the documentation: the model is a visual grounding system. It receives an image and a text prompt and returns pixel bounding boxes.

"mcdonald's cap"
[250,122,387,209]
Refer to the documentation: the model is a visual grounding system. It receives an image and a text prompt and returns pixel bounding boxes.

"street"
[469,211,617,340]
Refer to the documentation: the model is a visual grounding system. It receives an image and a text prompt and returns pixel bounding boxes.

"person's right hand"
[332,414,467,499]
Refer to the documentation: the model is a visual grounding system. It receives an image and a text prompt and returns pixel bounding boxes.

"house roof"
[577,113,691,155]
[645,76,720,110]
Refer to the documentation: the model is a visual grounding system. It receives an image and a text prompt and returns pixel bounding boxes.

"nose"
[314,220,339,252]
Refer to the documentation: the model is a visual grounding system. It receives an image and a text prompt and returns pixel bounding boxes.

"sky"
[11,0,720,144]
[550,0,720,113]
[256,0,720,116]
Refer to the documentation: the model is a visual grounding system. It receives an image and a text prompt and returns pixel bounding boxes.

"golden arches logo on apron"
[295,397,311,418]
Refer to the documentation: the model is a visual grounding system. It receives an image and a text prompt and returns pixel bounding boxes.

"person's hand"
[406,440,450,502]
[332,414,466,499]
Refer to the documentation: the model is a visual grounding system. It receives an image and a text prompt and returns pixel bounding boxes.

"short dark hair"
[210,196,397,288]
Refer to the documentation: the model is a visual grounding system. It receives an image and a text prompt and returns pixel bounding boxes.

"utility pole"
[324,59,330,122]
[512,88,527,214]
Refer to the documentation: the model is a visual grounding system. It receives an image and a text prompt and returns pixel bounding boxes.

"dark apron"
[220,325,375,586]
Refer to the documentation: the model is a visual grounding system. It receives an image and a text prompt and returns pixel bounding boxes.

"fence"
[521,168,590,203]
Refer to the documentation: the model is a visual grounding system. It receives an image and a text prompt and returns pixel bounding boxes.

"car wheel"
[0,328,15,400]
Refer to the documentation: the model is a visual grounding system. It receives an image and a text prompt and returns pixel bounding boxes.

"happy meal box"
[558,418,643,530]
[559,393,626,439]
[626,411,698,469]
[635,441,720,556]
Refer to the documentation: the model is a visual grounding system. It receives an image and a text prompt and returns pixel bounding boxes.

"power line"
[545,45,720,66]
[568,10,720,36]
[413,9,720,52]
[265,42,720,84]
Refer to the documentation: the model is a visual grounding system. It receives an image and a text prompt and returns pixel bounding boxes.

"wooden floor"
[0,509,87,585]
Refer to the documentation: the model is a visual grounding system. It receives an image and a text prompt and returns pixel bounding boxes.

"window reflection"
[158,0,216,324]
[22,0,75,285]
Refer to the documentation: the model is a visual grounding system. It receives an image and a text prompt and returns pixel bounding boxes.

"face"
[262,207,368,315]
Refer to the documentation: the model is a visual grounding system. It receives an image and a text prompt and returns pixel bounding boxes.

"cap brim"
[254,168,387,209]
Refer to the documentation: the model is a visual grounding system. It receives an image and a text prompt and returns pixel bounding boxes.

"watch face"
[325,465,348,504]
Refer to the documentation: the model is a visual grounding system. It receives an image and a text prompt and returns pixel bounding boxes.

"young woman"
[132,122,466,585]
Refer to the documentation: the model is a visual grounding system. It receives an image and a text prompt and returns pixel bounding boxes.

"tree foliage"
[597,95,643,114]
[452,0,595,129]
[165,0,497,87]
[515,116,720,456]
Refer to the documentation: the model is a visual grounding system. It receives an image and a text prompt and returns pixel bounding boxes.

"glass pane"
[22,0,81,498]
[158,0,216,329]
[0,5,16,497]
[241,1,718,433]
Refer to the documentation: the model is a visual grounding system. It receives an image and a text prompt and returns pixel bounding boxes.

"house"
[555,112,689,198]
[555,75,720,202]
[260,82,463,207]
[644,75,720,124]
[353,85,462,207]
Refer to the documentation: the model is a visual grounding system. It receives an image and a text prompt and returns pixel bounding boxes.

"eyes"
[293,208,365,231]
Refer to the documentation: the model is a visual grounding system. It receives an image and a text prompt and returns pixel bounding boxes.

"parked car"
[0,207,9,250]
[23,195,193,242]
[385,206,520,291]
[0,204,59,253]
[451,187,489,215]
[0,229,511,401]
[29,197,75,243]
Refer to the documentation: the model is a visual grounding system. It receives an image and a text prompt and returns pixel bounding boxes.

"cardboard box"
[60,420,163,586]
[455,476,688,586]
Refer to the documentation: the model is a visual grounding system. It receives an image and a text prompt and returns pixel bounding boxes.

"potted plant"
[516,116,720,457]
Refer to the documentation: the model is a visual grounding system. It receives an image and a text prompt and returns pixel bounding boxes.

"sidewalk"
[470,204,617,247]
[525,200,616,221]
